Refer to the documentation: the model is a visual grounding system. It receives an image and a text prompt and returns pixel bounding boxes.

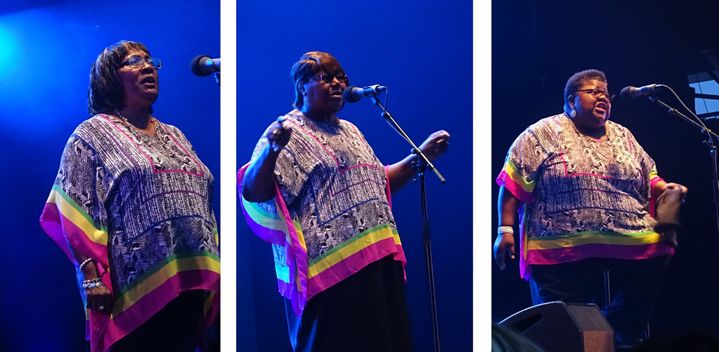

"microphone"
[620,84,659,100]
[343,84,388,103]
[191,55,221,76]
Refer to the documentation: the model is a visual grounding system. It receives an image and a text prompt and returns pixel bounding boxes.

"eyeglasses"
[120,55,162,69]
[576,88,614,100]
[316,72,349,84]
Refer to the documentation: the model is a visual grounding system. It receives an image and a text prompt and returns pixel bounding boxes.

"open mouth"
[594,102,608,113]
[140,76,157,85]
[329,89,343,97]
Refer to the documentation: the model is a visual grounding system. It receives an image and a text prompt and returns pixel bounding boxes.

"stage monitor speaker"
[498,301,614,352]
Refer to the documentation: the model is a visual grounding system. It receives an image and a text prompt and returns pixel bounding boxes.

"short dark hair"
[563,69,607,115]
[290,51,347,109]
[88,40,151,115]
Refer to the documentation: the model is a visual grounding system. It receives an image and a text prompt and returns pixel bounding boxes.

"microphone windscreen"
[619,86,636,101]
[191,55,212,76]
[342,86,362,103]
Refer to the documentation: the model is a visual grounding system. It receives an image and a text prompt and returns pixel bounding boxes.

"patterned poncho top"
[40,114,220,352]
[238,109,406,315]
[496,113,674,279]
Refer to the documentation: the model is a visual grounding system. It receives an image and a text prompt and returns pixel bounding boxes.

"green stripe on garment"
[116,251,220,296]
[50,185,107,232]
[309,223,396,266]
[528,231,662,250]
[242,197,285,229]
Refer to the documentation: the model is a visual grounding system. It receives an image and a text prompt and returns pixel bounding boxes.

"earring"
[567,96,576,118]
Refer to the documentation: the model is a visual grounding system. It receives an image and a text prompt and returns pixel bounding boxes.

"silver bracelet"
[497,225,514,235]
[81,278,104,289]
[79,257,94,271]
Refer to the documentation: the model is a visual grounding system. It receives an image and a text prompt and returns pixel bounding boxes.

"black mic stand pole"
[648,96,719,235]
[369,94,445,352]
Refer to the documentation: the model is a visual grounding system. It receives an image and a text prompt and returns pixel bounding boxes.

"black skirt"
[285,255,413,352]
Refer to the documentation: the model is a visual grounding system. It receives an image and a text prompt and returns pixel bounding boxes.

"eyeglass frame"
[575,88,614,101]
[120,55,162,69]
[314,72,349,84]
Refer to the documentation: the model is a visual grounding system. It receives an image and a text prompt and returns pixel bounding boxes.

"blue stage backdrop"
[236,0,473,351]
[0,0,219,351]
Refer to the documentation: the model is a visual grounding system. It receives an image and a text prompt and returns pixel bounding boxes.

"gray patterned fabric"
[250,109,397,262]
[506,113,658,238]
[56,114,219,292]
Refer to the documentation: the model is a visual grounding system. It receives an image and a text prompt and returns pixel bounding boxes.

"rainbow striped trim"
[524,231,674,267]
[238,163,404,315]
[307,224,405,297]
[114,252,220,310]
[238,165,309,315]
[527,230,662,249]
[41,187,220,351]
[496,159,534,202]
[40,186,109,266]
[95,268,220,351]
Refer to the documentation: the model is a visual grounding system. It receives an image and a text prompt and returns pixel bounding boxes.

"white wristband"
[497,226,514,235]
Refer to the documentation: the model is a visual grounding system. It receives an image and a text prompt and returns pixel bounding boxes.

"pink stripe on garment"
[287,119,340,166]
[272,179,309,316]
[526,242,675,265]
[276,280,294,298]
[238,163,304,313]
[100,114,204,177]
[305,238,406,299]
[566,172,613,179]
[558,152,613,179]
[340,163,383,173]
[330,179,383,197]
[496,170,533,202]
[39,204,75,261]
[97,270,220,352]
[163,126,207,176]
[39,204,108,266]
[650,176,665,189]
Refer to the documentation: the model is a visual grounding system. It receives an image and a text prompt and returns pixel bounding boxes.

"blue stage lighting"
[0,25,19,79]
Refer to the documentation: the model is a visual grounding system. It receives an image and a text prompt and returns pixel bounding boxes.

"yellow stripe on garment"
[649,168,659,180]
[527,231,662,250]
[649,169,665,186]
[114,254,220,313]
[503,159,535,193]
[47,186,108,245]
[291,220,307,251]
[272,198,307,251]
[308,225,400,278]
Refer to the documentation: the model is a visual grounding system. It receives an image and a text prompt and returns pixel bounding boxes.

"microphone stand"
[648,95,719,235]
[369,94,445,352]
[213,72,220,86]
